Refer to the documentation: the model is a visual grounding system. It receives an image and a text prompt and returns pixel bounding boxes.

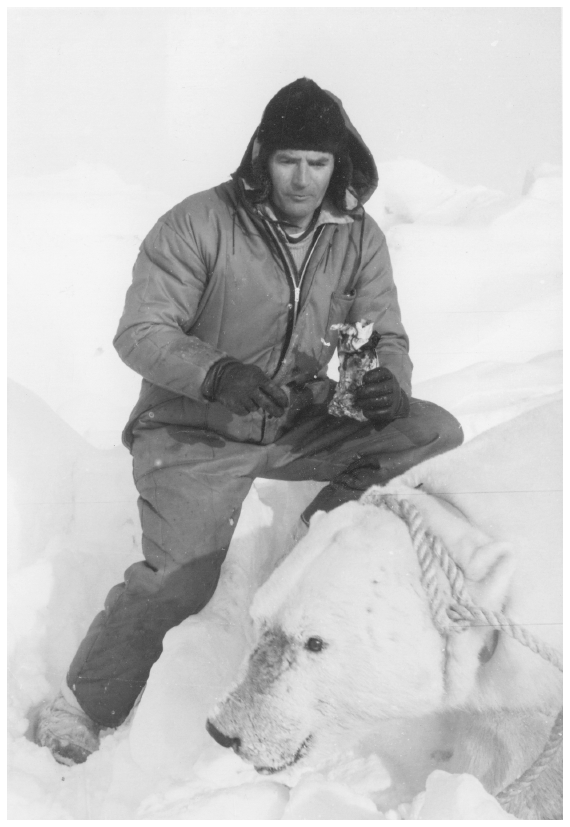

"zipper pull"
[294,285,300,305]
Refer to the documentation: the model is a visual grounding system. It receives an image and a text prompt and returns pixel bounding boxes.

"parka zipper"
[292,227,324,323]
[262,221,326,377]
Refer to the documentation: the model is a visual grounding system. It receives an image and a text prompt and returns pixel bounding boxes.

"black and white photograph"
[8,6,562,819]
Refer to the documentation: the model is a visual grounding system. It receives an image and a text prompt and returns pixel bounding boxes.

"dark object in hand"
[203,358,288,418]
[328,321,380,421]
[354,366,410,423]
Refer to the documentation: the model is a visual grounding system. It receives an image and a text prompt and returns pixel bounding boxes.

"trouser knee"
[415,400,463,452]
[121,548,228,620]
[301,400,463,524]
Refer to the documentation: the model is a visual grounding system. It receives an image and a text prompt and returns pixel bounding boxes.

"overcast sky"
[9,7,561,200]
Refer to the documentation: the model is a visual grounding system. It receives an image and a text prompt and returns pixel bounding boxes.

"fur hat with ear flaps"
[233,77,378,211]
[257,78,347,155]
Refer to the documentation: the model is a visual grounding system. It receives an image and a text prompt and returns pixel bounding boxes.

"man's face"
[268,149,335,230]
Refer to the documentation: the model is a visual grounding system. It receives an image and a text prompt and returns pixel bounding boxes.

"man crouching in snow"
[35,78,463,764]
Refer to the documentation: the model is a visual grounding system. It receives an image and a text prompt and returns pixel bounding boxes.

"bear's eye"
[305,636,325,653]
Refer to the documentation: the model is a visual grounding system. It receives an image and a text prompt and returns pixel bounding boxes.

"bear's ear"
[462,539,514,610]
[444,539,514,707]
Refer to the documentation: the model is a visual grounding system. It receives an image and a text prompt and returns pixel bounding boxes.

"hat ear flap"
[327,151,355,212]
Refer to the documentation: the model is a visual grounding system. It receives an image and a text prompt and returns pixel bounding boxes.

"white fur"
[209,400,561,813]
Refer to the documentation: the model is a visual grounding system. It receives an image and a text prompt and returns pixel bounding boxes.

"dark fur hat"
[257,77,347,154]
[233,78,378,213]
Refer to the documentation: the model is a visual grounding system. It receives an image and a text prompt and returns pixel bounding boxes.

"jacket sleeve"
[348,217,413,397]
[113,218,227,401]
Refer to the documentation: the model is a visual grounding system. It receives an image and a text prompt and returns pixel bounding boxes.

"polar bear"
[207,400,562,819]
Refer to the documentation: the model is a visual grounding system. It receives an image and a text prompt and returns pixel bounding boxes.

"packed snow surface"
[8,160,561,818]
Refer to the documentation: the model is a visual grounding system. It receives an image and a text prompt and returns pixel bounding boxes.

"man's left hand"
[354,366,410,423]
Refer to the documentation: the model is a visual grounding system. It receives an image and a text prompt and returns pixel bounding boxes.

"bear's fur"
[208,400,562,818]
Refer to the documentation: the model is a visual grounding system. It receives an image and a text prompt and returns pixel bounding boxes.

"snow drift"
[8,159,561,818]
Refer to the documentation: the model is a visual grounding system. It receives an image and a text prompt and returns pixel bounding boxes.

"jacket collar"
[249,189,355,229]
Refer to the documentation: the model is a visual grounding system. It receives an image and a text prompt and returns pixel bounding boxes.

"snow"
[7,159,561,819]
[407,771,517,820]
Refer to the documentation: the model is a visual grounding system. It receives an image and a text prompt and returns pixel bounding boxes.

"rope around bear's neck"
[359,487,563,817]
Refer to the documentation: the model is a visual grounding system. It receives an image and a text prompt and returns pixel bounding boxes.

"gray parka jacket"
[115,97,412,449]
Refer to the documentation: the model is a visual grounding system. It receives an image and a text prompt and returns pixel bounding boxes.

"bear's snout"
[206,719,241,753]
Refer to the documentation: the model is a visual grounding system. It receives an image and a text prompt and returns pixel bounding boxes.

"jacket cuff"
[201,356,241,401]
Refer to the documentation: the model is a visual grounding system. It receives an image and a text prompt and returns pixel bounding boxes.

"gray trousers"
[67,398,463,727]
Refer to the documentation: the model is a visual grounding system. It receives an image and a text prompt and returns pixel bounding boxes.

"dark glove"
[202,358,288,418]
[354,366,410,423]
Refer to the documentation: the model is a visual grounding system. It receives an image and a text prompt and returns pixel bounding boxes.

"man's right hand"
[202,359,288,418]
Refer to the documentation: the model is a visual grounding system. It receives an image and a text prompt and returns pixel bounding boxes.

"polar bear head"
[208,497,496,774]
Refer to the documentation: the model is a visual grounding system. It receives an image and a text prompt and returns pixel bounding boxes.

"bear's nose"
[206,719,241,752]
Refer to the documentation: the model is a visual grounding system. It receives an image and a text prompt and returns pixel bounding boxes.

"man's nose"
[292,161,309,188]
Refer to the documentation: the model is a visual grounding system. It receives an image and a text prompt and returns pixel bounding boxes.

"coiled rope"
[359,488,562,816]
